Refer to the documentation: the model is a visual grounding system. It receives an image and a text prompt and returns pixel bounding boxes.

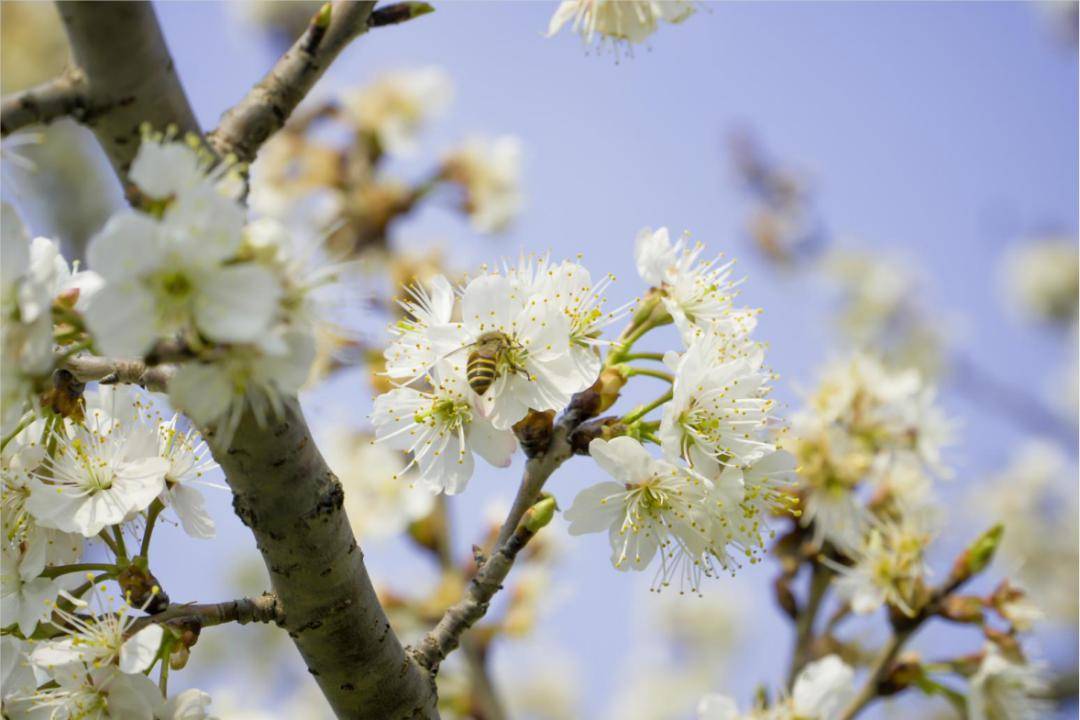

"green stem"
[1,411,36,452]
[623,366,674,384]
[140,500,165,559]
[40,562,118,579]
[620,352,665,362]
[159,653,169,694]
[621,390,674,425]
[111,526,128,561]
[98,530,121,557]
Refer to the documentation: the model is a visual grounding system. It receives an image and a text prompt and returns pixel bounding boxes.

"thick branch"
[212,403,437,719]
[64,354,174,393]
[131,593,284,633]
[208,1,376,164]
[55,1,201,178]
[0,70,90,136]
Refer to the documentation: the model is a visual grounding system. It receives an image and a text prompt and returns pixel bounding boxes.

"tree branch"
[55,2,202,180]
[130,593,285,634]
[411,520,539,672]
[412,391,597,672]
[213,402,438,718]
[208,1,376,165]
[0,70,91,136]
[64,354,174,393]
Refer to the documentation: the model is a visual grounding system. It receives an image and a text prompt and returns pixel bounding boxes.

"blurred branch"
[787,561,833,685]
[209,1,377,164]
[838,526,1002,720]
[54,1,203,180]
[0,70,91,136]
[951,352,1077,451]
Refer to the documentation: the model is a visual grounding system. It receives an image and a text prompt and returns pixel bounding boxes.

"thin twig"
[411,520,538,672]
[64,354,174,392]
[209,1,377,164]
[413,391,597,670]
[129,593,284,634]
[787,562,832,685]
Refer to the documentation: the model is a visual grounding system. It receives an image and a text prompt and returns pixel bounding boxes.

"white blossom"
[565,437,718,591]
[547,0,695,48]
[84,208,281,358]
[826,502,939,617]
[14,666,164,720]
[30,587,163,678]
[155,415,218,539]
[442,135,523,233]
[160,689,214,720]
[659,334,774,475]
[26,392,168,538]
[0,544,63,636]
[372,363,517,494]
[383,274,457,381]
[1,203,100,434]
[633,227,742,342]
[969,645,1050,720]
[507,254,627,384]
[3,427,84,578]
[340,67,453,157]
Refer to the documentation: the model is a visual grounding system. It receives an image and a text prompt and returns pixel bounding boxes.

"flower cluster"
[374,254,622,493]
[784,353,953,615]
[82,135,322,444]
[564,227,795,592]
[2,385,218,716]
[4,582,213,719]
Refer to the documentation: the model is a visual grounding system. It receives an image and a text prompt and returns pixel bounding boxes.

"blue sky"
[140,2,1078,716]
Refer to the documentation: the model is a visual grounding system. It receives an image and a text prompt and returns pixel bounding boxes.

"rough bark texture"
[214,402,438,719]
[55,2,201,178]
[208,1,376,164]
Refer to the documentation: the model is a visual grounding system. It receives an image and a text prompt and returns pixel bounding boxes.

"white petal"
[86,211,165,281]
[169,364,234,427]
[119,625,163,674]
[83,282,159,358]
[193,264,282,343]
[467,419,517,468]
[168,484,215,539]
[564,482,624,535]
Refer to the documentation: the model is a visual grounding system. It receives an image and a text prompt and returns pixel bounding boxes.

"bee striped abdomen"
[466,353,498,395]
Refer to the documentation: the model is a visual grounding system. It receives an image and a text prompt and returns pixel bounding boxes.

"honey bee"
[466,331,512,395]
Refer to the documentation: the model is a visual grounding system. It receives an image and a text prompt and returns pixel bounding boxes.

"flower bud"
[948,524,1003,587]
[523,496,557,533]
[938,594,985,624]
